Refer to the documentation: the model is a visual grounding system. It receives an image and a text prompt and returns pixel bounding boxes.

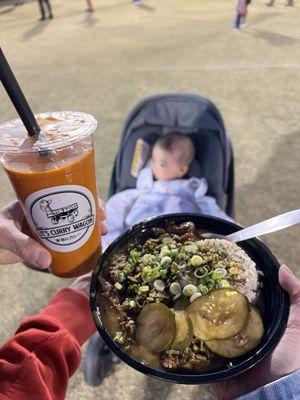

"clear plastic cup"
[0,111,102,277]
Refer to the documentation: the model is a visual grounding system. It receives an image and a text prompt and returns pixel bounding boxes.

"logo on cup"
[25,185,96,252]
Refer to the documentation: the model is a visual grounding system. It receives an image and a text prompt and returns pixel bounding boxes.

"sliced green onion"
[130,250,140,262]
[176,252,185,261]
[178,261,187,269]
[129,300,136,308]
[118,272,125,282]
[135,299,144,308]
[172,293,181,301]
[142,254,154,265]
[114,282,123,290]
[159,246,171,258]
[141,266,151,281]
[183,284,197,297]
[150,267,160,281]
[114,331,126,345]
[170,282,181,295]
[219,279,231,288]
[161,256,172,266]
[123,263,134,275]
[159,269,168,279]
[139,285,150,292]
[198,283,209,294]
[190,292,202,303]
[184,244,197,254]
[212,268,226,280]
[128,283,138,292]
[190,255,204,267]
[194,266,209,278]
[162,235,172,243]
[171,249,179,258]
[153,279,165,292]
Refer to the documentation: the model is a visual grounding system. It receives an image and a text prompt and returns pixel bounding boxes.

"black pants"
[39,0,52,18]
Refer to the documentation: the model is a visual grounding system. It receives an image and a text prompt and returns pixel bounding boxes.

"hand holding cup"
[0,198,107,271]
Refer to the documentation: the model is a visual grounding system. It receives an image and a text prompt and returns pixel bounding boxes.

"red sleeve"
[0,288,96,400]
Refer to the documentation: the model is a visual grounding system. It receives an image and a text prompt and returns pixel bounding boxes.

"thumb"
[3,221,52,269]
[279,265,300,304]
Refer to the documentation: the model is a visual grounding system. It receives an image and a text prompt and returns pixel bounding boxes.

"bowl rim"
[90,213,290,384]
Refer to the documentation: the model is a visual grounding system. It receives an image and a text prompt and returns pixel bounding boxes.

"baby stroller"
[83,93,235,386]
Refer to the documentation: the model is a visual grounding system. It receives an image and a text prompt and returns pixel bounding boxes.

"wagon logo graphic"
[39,199,79,224]
[26,186,96,252]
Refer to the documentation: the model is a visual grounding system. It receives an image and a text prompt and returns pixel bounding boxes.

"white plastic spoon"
[203,209,300,243]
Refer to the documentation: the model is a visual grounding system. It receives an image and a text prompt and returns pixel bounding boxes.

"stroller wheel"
[83,332,120,387]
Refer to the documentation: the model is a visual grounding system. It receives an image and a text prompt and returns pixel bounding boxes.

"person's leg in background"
[38,0,46,20]
[235,13,242,29]
[266,0,275,6]
[241,6,248,27]
[86,0,94,12]
[44,0,53,19]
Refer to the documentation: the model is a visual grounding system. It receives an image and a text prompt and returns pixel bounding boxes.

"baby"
[103,132,231,248]
[150,132,195,181]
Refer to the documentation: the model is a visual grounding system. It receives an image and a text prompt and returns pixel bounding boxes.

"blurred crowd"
[4,0,144,21]
[233,0,295,31]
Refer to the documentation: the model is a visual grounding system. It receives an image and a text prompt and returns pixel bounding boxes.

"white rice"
[198,239,259,303]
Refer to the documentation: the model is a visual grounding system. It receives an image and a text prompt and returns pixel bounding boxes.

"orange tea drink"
[0,111,101,277]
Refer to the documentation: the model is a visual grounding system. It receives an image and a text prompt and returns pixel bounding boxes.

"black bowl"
[90,213,290,384]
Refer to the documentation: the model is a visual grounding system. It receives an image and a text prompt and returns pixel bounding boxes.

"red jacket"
[0,288,96,400]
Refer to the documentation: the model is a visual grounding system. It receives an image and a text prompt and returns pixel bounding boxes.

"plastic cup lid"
[0,111,97,154]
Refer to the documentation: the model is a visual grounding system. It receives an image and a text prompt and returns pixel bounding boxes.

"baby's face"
[151,146,188,181]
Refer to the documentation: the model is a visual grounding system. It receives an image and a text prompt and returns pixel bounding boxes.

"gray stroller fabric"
[109,93,234,217]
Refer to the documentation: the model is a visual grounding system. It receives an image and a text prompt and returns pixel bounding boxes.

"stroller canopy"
[109,93,234,217]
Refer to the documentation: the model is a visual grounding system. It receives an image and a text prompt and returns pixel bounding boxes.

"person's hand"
[212,265,300,400]
[0,199,107,270]
[0,201,52,269]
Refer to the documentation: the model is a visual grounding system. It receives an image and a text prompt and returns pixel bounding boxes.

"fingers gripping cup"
[0,111,101,277]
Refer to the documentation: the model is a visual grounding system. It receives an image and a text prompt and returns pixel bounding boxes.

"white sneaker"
[240,22,247,29]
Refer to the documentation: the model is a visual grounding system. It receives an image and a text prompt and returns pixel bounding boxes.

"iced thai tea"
[0,112,101,277]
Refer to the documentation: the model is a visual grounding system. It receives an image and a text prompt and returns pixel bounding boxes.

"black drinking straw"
[0,47,41,137]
